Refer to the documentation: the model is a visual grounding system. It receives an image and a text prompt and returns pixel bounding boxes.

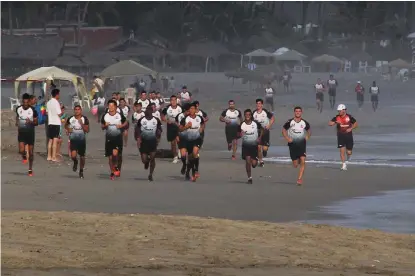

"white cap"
[357,81,361,84]
[337,104,346,111]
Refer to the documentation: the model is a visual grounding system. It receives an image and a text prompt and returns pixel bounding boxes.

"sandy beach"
[2,72,415,275]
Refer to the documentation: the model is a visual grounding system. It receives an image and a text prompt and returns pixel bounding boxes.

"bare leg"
[262,145,269,158]
[149,152,156,177]
[171,140,177,157]
[123,130,128,147]
[180,148,187,175]
[232,139,237,157]
[298,156,306,180]
[118,155,123,171]
[51,138,59,161]
[19,142,26,159]
[47,139,53,160]
[245,156,252,178]
[28,145,34,171]
[340,147,346,163]
[258,145,264,165]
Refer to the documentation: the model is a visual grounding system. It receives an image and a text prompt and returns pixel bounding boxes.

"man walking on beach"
[329,104,358,171]
[264,82,276,112]
[253,98,275,167]
[314,78,325,113]
[65,105,90,179]
[238,109,263,184]
[161,95,182,164]
[369,81,380,112]
[46,89,63,162]
[16,93,38,176]
[327,74,338,110]
[101,100,127,180]
[220,100,242,160]
[355,81,365,109]
[135,106,163,181]
[282,106,311,185]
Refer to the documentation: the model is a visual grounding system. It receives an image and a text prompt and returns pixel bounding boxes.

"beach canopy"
[389,58,412,69]
[312,54,342,63]
[245,49,275,57]
[14,66,87,99]
[100,60,157,78]
[273,50,306,61]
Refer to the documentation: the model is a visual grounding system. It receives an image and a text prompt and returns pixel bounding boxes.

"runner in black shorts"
[194,101,208,148]
[314,78,325,113]
[369,81,380,112]
[16,93,38,176]
[253,99,275,167]
[329,104,358,171]
[238,109,263,184]
[65,105,90,179]
[176,104,190,175]
[179,103,205,182]
[161,95,182,164]
[220,100,242,160]
[135,106,163,181]
[327,74,338,110]
[101,100,127,180]
[282,106,311,185]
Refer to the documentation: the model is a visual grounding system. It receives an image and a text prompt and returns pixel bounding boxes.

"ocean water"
[304,189,415,234]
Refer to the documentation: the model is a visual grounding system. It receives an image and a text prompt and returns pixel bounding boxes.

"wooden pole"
[8,2,13,35]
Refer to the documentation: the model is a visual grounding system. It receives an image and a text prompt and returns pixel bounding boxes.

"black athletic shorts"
[139,139,158,154]
[18,130,35,145]
[265,96,274,105]
[328,89,336,97]
[371,95,379,102]
[283,80,289,87]
[178,136,187,149]
[260,129,270,147]
[288,142,306,161]
[167,124,179,142]
[337,133,354,150]
[186,138,202,153]
[241,144,258,160]
[122,121,130,131]
[70,139,86,156]
[356,93,364,102]
[105,137,123,157]
[316,92,324,102]
[225,125,239,144]
[48,125,60,139]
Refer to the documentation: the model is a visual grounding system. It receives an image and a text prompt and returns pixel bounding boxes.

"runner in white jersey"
[237,109,263,184]
[175,103,190,174]
[282,71,291,93]
[93,94,106,123]
[327,74,338,110]
[369,81,380,112]
[314,78,325,113]
[264,82,276,112]
[149,91,164,111]
[193,100,208,148]
[178,86,192,104]
[253,98,275,167]
[179,103,205,181]
[135,91,150,110]
[282,106,311,185]
[119,98,131,148]
[220,100,242,160]
[132,102,145,125]
[161,95,182,163]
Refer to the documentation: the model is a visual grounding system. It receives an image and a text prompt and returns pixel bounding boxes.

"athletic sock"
[181,156,186,166]
[194,157,199,171]
[263,150,268,157]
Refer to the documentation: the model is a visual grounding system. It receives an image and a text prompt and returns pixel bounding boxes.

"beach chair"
[72,95,80,109]
[82,95,91,109]
[9,97,20,110]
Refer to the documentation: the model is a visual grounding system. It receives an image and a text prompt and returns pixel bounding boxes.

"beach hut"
[389,58,412,69]
[311,54,343,72]
[100,60,157,79]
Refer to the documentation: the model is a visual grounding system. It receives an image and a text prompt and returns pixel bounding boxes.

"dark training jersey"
[331,114,356,134]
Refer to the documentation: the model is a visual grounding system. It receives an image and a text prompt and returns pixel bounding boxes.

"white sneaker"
[172,157,179,164]
[341,163,347,171]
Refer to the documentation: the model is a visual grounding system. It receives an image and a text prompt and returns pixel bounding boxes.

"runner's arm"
[161,107,168,122]
[156,118,163,139]
[81,116,90,133]
[199,117,205,133]
[118,113,128,129]
[178,117,188,132]
[219,109,227,123]
[256,121,264,141]
[266,110,275,128]
[135,118,142,140]
[305,120,311,140]
[349,116,358,130]
[281,120,291,142]
[328,116,339,126]
[101,114,108,130]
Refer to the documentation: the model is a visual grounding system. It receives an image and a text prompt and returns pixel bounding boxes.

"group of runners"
[16,83,359,185]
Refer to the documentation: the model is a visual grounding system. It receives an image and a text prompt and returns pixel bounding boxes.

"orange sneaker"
[296,179,303,186]
[28,170,33,177]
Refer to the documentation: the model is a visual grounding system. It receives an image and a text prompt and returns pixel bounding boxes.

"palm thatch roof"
[1,35,64,60]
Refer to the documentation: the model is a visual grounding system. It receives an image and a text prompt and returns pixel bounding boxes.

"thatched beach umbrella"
[389,58,411,69]
[312,54,342,63]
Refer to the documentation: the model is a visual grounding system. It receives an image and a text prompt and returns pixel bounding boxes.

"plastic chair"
[9,97,20,110]
[82,95,91,109]
[72,95,80,109]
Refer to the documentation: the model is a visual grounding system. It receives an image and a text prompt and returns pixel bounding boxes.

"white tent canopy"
[100,60,158,78]
[245,49,275,57]
[273,47,290,56]
[407,32,415,39]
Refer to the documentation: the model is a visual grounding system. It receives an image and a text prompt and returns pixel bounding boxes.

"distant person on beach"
[57,103,68,161]
[101,99,127,180]
[135,106,163,182]
[46,89,63,162]
[264,82,275,112]
[93,94,106,123]
[253,99,275,167]
[328,104,358,171]
[314,78,325,113]
[327,74,338,110]
[161,95,182,164]
[282,106,311,185]
[135,91,150,110]
[162,76,169,93]
[168,77,176,93]
[65,105,90,179]
[282,71,291,93]
[355,81,365,109]
[220,100,242,160]
[179,86,192,104]
[237,109,263,184]
[16,93,38,176]
[369,81,379,112]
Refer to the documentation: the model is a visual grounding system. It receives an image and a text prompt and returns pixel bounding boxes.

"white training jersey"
[95,97,106,107]
[162,105,182,124]
[120,106,130,119]
[238,120,262,146]
[282,118,311,144]
[132,111,145,123]
[179,91,192,103]
[150,98,163,110]
[327,79,338,90]
[265,87,274,97]
[136,116,162,141]
[253,109,273,128]
[221,108,242,126]
[315,83,325,93]
[152,110,161,120]
[136,98,150,110]
[101,111,126,139]
[16,106,38,131]
[180,115,204,141]
[370,86,379,95]
[66,115,89,141]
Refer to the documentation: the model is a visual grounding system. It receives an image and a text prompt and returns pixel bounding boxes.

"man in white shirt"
[46,89,63,162]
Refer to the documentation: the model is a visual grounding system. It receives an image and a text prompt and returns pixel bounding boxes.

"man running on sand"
[253,98,275,167]
[369,81,380,112]
[176,103,190,175]
[355,81,365,109]
[282,106,311,185]
[119,98,131,147]
[314,78,325,113]
[65,105,90,179]
[135,106,163,182]
[101,100,127,180]
[179,103,205,182]
[264,82,276,112]
[16,93,38,176]
[329,104,358,171]
[327,74,338,110]
[238,109,263,184]
[194,100,208,148]
[179,86,192,104]
[135,91,150,110]
[161,95,182,164]
[220,100,242,160]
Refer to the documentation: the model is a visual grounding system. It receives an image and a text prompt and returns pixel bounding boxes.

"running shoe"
[247,178,253,184]
[341,163,347,171]
[22,156,28,164]
[73,159,78,172]
[144,161,150,170]
[110,173,115,180]
[79,171,84,179]
[232,155,236,160]
[296,179,303,186]
[180,165,186,175]
[259,161,265,167]
[172,156,179,164]
[28,170,33,177]
[148,175,153,182]
[227,144,232,151]
[114,167,121,177]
